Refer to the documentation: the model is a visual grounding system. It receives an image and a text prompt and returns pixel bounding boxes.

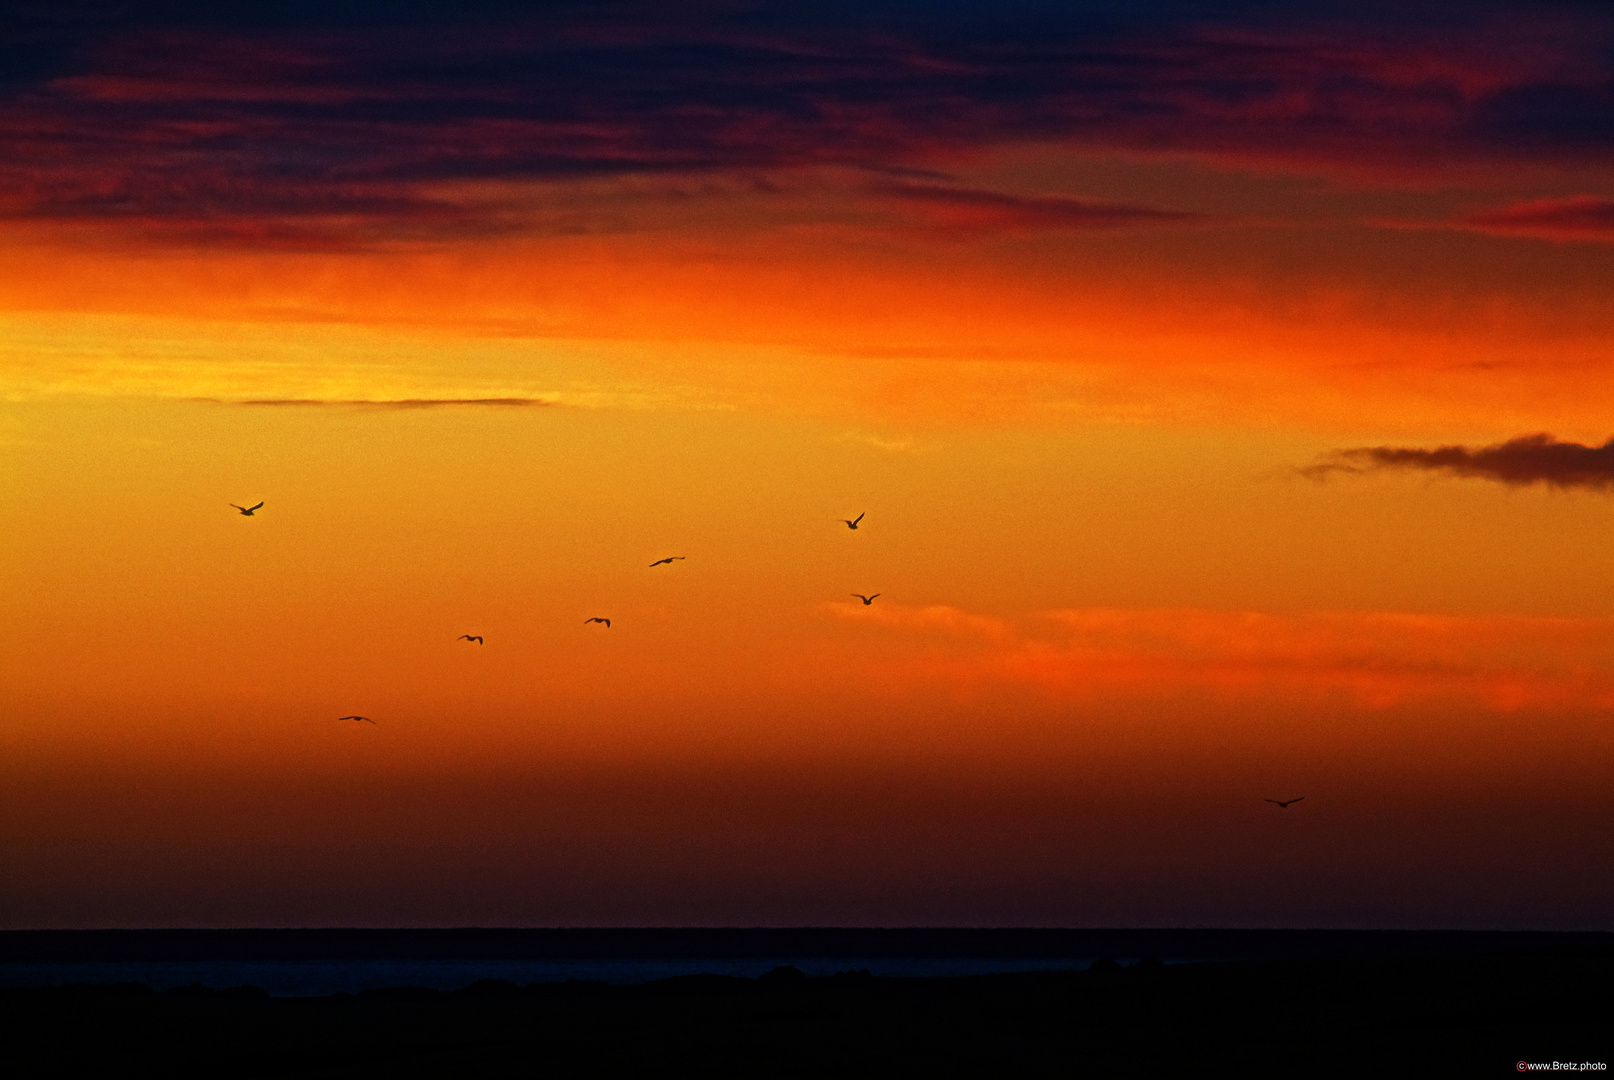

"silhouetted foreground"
[3,950,1608,1077]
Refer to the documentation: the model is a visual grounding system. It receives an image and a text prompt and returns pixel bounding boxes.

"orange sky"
[2,2,1612,928]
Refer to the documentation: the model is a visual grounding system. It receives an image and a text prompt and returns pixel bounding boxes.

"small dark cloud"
[214,397,550,408]
[1305,433,1614,490]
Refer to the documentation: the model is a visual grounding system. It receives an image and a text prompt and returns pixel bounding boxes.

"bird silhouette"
[230,502,264,516]
[852,593,880,605]
[339,715,375,725]
[457,635,483,644]
[1264,797,1305,809]
[584,617,611,628]
[649,557,685,567]
[841,512,865,530]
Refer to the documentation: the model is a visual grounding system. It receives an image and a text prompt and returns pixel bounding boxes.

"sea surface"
[2,928,1605,997]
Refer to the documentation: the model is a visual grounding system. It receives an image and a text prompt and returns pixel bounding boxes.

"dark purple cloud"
[2,2,1610,247]
[1307,433,1614,489]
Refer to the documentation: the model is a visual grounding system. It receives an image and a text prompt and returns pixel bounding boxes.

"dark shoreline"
[4,947,1608,1077]
[7,926,1610,964]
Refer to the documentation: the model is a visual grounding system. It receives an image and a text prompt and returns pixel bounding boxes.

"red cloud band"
[1462,196,1614,242]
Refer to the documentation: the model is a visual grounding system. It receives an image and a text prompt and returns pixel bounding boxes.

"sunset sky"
[2,0,1612,930]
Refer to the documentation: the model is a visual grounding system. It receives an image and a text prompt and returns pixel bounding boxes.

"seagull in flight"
[339,715,375,725]
[852,593,880,605]
[231,502,264,516]
[584,617,611,628]
[841,512,865,530]
[1264,797,1305,809]
[457,635,483,644]
[649,557,685,567]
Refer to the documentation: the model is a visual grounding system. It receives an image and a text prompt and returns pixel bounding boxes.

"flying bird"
[457,635,483,644]
[649,557,685,567]
[231,502,264,516]
[852,593,880,605]
[584,617,611,628]
[841,512,865,530]
[1264,797,1305,809]
[339,715,375,725]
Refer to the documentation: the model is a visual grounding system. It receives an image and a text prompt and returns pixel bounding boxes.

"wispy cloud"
[824,601,1011,641]
[1460,195,1614,243]
[211,397,552,408]
[834,430,934,454]
[835,603,1614,712]
[1304,433,1614,489]
[875,183,1205,235]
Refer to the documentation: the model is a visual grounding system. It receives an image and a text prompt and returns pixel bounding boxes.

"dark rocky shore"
[3,949,1608,1077]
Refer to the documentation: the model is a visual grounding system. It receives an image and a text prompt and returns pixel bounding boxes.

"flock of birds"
[232,499,1304,810]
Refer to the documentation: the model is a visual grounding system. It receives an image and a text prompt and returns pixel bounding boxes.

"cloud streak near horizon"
[224,397,552,409]
[2,1,1611,248]
[1306,433,1614,489]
